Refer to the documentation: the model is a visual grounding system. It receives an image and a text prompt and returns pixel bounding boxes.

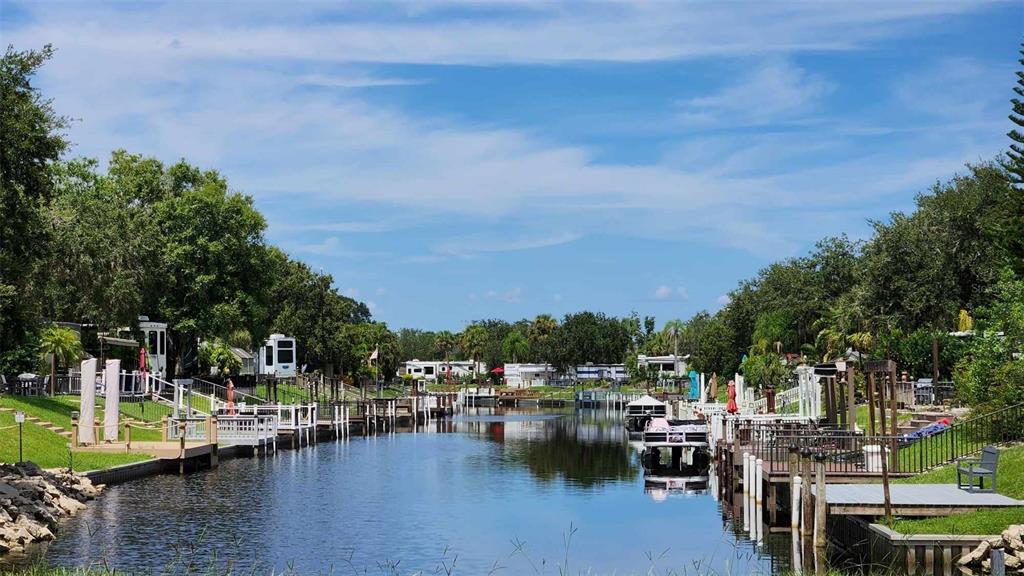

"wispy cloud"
[432,232,581,259]
[654,285,689,302]
[470,288,523,303]
[678,60,835,126]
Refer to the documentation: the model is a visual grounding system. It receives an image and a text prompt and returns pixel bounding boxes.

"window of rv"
[147,331,158,355]
[265,345,274,367]
[277,340,294,364]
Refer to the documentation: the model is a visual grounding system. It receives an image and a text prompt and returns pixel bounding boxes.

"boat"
[640,416,710,470]
[623,395,669,432]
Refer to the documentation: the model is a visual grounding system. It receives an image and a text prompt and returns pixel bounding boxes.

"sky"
[2,1,1021,331]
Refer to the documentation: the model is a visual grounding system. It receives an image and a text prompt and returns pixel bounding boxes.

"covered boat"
[624,395,669,432]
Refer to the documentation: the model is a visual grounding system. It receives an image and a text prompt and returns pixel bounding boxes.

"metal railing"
[757,401,1024,475]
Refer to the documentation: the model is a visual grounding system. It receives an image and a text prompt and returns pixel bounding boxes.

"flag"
[368,347,379,363]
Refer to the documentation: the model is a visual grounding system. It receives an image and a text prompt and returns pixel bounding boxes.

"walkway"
[814,483,1023,516]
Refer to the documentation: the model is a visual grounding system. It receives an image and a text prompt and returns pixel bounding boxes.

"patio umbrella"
[490,367,505,373]
[226,378,236,416]
[139,347,148,391]
[726,380,738,414]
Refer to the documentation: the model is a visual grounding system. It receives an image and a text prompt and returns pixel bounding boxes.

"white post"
[792,475,802,530]
[742,452,751,531]
[755,457,764,543]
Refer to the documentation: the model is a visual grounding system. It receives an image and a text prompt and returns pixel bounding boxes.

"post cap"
[799,447,813,458]
[813,451,828,462]
[788,444,800,454]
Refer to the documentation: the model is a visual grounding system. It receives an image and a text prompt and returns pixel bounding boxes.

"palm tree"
[435,330,457,384]
[663,318,685,357]
[527,314,558,362]
[460,325,487,386]
[39,326,84,395]
[502,330,529,363]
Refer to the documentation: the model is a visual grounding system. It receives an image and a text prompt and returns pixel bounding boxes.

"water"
[28,408,784,575]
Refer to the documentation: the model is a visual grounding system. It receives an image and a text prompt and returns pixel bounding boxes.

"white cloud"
[717,294,732,306]
[432,232,581,259]
[344,287,360,298]
[3,0,1008,263]
[482,288,523,303]
[8,2,992,65]
[654,285,689,301]
[679,60,835,126]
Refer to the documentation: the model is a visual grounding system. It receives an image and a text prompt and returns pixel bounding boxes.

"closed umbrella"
[726,380,738,414]
[709,373,718,400]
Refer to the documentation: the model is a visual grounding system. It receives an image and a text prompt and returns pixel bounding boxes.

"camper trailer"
[138,319,169,376]
[259,334,297,378]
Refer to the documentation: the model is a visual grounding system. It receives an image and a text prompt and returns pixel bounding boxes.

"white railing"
[233,403,316,431]
[216,415,278,446]
[167,417,209,441]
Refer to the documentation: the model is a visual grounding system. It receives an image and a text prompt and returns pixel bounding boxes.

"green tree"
[955,271,1024,408]
[502,330,529,363]
[0,45,69,373]
[527,314,558,362]
[38,326,83,395]
[663,318,685,359]
[460,324,488,384]
[199,339,242,376]
[1007,44,1024,186]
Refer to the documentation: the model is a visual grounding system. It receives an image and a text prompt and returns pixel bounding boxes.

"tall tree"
[527,314,558,362]
[460,324,488,383]
[0,45,69,372]
[1007,44,1024,186]
[502,330,529,363]
[38,325,82,395]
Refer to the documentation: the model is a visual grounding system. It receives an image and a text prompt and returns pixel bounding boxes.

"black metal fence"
[750,401,1024,476]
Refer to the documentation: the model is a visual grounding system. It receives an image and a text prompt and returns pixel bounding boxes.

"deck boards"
[812,483,1023,516]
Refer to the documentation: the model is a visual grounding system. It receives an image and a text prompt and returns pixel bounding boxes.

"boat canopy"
[626,395,666,407]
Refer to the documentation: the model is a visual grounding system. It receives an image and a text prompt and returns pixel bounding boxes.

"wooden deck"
[76,440,216,460]
[813,483,1024,516]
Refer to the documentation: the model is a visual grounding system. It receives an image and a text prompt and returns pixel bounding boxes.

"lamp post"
[15,411,25,463]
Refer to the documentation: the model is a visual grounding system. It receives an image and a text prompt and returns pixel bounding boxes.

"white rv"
[138,319,169,376]
[259,334,297,378]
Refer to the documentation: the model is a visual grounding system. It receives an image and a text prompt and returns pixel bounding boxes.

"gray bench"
[957,446,999,493]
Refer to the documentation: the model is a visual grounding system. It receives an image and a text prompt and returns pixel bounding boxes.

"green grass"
[891,443,1024,535]
[854,404,913,432]
[0,395,167,442]
[0,410,151,472]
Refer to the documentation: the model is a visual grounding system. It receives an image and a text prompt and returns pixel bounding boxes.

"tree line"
[0,46,392,381]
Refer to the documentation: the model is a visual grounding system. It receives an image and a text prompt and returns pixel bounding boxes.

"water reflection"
[469,408,638,488]
[16,407,785,575]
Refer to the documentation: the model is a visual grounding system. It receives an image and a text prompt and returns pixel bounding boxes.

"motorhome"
[259,334,297,378]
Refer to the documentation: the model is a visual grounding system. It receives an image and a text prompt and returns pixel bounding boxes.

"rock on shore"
[0,462,102,554]
[958,525,1024,574]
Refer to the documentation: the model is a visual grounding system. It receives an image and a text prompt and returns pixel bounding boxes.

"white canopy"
[626,395,666,407]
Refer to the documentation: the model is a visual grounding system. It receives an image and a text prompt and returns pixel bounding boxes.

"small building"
[575,363,627,383]
[401,360,484,381]
[636,354,689,376]
[504,363,555,388]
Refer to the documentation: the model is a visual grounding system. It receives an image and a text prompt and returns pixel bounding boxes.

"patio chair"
[957,446,999,493]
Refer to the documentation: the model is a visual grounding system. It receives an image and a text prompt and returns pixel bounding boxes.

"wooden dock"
[814,483,1023,516]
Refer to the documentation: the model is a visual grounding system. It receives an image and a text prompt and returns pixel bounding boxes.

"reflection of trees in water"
[508,416,638,488]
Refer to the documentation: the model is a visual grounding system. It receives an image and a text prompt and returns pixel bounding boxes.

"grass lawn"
[891,443,1024,535]
[0,395,165,442]
[0,410,151,472]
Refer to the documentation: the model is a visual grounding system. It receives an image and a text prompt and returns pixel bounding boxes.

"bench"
[957,445,999,493]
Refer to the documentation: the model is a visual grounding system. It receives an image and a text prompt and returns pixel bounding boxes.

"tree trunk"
[49,354,56,396]
[931,337,940,383]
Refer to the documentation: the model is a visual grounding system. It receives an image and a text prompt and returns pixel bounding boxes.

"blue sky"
[3,1,1021,331]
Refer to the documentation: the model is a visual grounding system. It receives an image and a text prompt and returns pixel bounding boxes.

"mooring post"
[813,452,827,549]
[800,447,813,538]
[791,475,802,530]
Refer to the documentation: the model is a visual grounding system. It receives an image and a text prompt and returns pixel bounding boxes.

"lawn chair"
[957,446,999,493]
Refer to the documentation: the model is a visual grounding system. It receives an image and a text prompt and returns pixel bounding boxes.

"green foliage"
[198,339,241,376]
[459,324,488,379]
[740,342,789,391]
[336,322,398,383]
[0,45,69,373]
[549,311,630,371]
[396,328,437,361]
[38,326,83,390]
[502,330,529,363]
[954,271,1024,407]
[434,330,458,361]
[526,314,558,363]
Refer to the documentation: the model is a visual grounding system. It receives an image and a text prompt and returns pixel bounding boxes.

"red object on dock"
[726,380,738,414]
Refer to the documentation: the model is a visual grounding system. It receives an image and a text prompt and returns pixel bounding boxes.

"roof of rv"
[626,395,665,407]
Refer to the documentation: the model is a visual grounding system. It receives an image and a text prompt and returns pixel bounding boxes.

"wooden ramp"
[814,483,1023,516]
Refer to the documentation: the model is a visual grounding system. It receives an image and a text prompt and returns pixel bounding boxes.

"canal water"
[32,407,789,575]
